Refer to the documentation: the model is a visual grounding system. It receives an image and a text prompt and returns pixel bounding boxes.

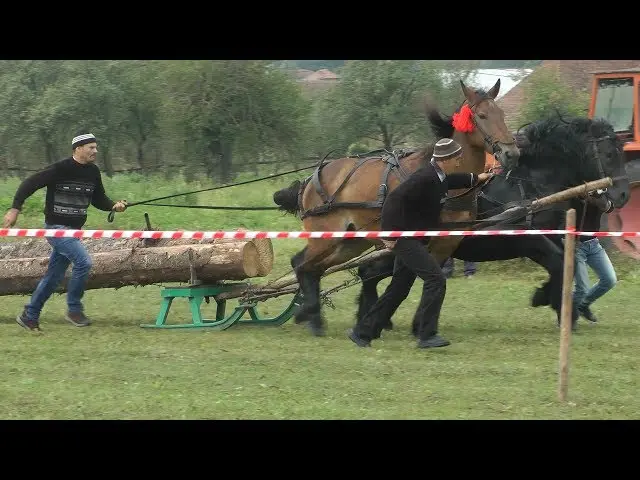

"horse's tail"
[273,179,302,215]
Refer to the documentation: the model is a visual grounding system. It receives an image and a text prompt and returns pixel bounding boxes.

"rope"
[141,203,281,211]
[107,162,321,223]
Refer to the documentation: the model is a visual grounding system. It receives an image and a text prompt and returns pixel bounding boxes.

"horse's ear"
[487,79,501,99]
[460,79,481,105]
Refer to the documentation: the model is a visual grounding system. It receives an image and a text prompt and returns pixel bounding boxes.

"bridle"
[466,98,517,157]
[445,98,517,201]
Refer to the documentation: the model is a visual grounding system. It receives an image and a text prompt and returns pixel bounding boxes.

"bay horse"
[272,79,520,336]
[355,114,630,335]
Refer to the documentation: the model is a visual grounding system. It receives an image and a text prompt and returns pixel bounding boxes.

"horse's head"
[517,115,630,209]
[583,119,630,209]
[456,79,520,170]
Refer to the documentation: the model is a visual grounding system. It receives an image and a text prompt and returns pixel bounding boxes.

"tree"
[109,61,164,170]
[0,60,133,176]
[517,67,591,127]
[311,60,477,153]
[160,60,312,182]
[0,60,67,167]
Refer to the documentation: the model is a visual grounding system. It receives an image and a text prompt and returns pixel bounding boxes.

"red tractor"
[589,68,640,259]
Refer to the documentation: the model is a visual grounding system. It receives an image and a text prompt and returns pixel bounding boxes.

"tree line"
[0,59,579,183]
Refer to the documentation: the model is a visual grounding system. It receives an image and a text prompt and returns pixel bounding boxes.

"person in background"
[573,190,617,323]
[441,257,476,279]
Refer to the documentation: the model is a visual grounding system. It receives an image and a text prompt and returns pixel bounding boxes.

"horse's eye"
[478,113,487,120]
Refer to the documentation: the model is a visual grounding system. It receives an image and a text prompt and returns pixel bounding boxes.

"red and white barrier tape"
[1,228,640,239]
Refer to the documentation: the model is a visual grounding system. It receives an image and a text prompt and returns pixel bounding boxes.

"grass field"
[1,171,639,420]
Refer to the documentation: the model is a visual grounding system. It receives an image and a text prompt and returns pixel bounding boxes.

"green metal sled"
[140,284,302,330]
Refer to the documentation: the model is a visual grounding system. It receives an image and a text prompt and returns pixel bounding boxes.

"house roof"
[293,69,315,80]
[589,67,640,74]
[301,69,340,82]
[496,60,640,129]
[465,68,534,99]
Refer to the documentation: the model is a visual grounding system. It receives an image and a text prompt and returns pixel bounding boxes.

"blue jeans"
[25,224,93,320]
[573,238,617,309]
[442,257,476,277]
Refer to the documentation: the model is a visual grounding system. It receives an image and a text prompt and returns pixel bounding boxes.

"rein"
[106,162,321,223]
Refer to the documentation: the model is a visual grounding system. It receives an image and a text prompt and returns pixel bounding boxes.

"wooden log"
[0,237,274,277]
[0,240,274,296]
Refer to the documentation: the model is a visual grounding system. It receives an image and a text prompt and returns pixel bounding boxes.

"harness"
[477,134,614,229]
[477,178,535,226]
[298,149,416,220]
[296,96,516,221]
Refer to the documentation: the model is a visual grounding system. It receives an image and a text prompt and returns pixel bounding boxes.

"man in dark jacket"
[2,132,127,332]
[348,138,492,349]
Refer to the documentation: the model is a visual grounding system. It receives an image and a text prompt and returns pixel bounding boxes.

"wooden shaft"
[532,177,612,211]
[215,248,393,301]
[558,208,577,402]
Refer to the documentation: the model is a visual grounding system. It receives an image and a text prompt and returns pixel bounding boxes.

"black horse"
[355,114,630,335]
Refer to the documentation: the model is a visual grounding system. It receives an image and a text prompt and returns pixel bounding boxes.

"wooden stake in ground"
[558,208,577,402]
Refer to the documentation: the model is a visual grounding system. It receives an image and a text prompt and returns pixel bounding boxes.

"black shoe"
[66,311,91,327]
[417,334,451,349]
[347,329,371,347]
[578,305,598,323]
[16,310,42,333]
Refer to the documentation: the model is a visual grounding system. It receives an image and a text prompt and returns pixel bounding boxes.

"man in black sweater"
[573,190,617,324]
[348,138,492,349]
[2,133,127,332]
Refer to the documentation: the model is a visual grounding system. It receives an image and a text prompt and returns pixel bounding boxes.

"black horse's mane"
[427,89,618,183]
[516,115,618,179]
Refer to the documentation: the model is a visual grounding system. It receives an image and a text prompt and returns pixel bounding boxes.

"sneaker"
[578,305,598,323]
[16,310,42,333]
[417,334,451,349]
[65,311,92,327]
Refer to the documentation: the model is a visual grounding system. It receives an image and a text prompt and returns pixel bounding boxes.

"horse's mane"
[426,87,493,139]
[517,115,618,178]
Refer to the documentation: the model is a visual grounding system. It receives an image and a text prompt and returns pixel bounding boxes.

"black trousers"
[354,237,446,341]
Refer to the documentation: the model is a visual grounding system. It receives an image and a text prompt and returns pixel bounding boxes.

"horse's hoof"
[347,329,371,347]
[308,323,326,337]
[382,321,394,331]
[531,287,549,307]
[294,307,310,324]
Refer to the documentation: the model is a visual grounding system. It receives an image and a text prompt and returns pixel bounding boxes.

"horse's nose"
[503,149,518,162]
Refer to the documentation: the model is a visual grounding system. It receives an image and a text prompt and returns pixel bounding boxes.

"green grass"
[1,171,639,419]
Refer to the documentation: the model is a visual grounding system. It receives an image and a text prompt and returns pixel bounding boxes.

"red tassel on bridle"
[452,104,475,133]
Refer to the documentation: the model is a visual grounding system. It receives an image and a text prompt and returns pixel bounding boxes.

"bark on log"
[0,240,274,296]
[0,237,274,276]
